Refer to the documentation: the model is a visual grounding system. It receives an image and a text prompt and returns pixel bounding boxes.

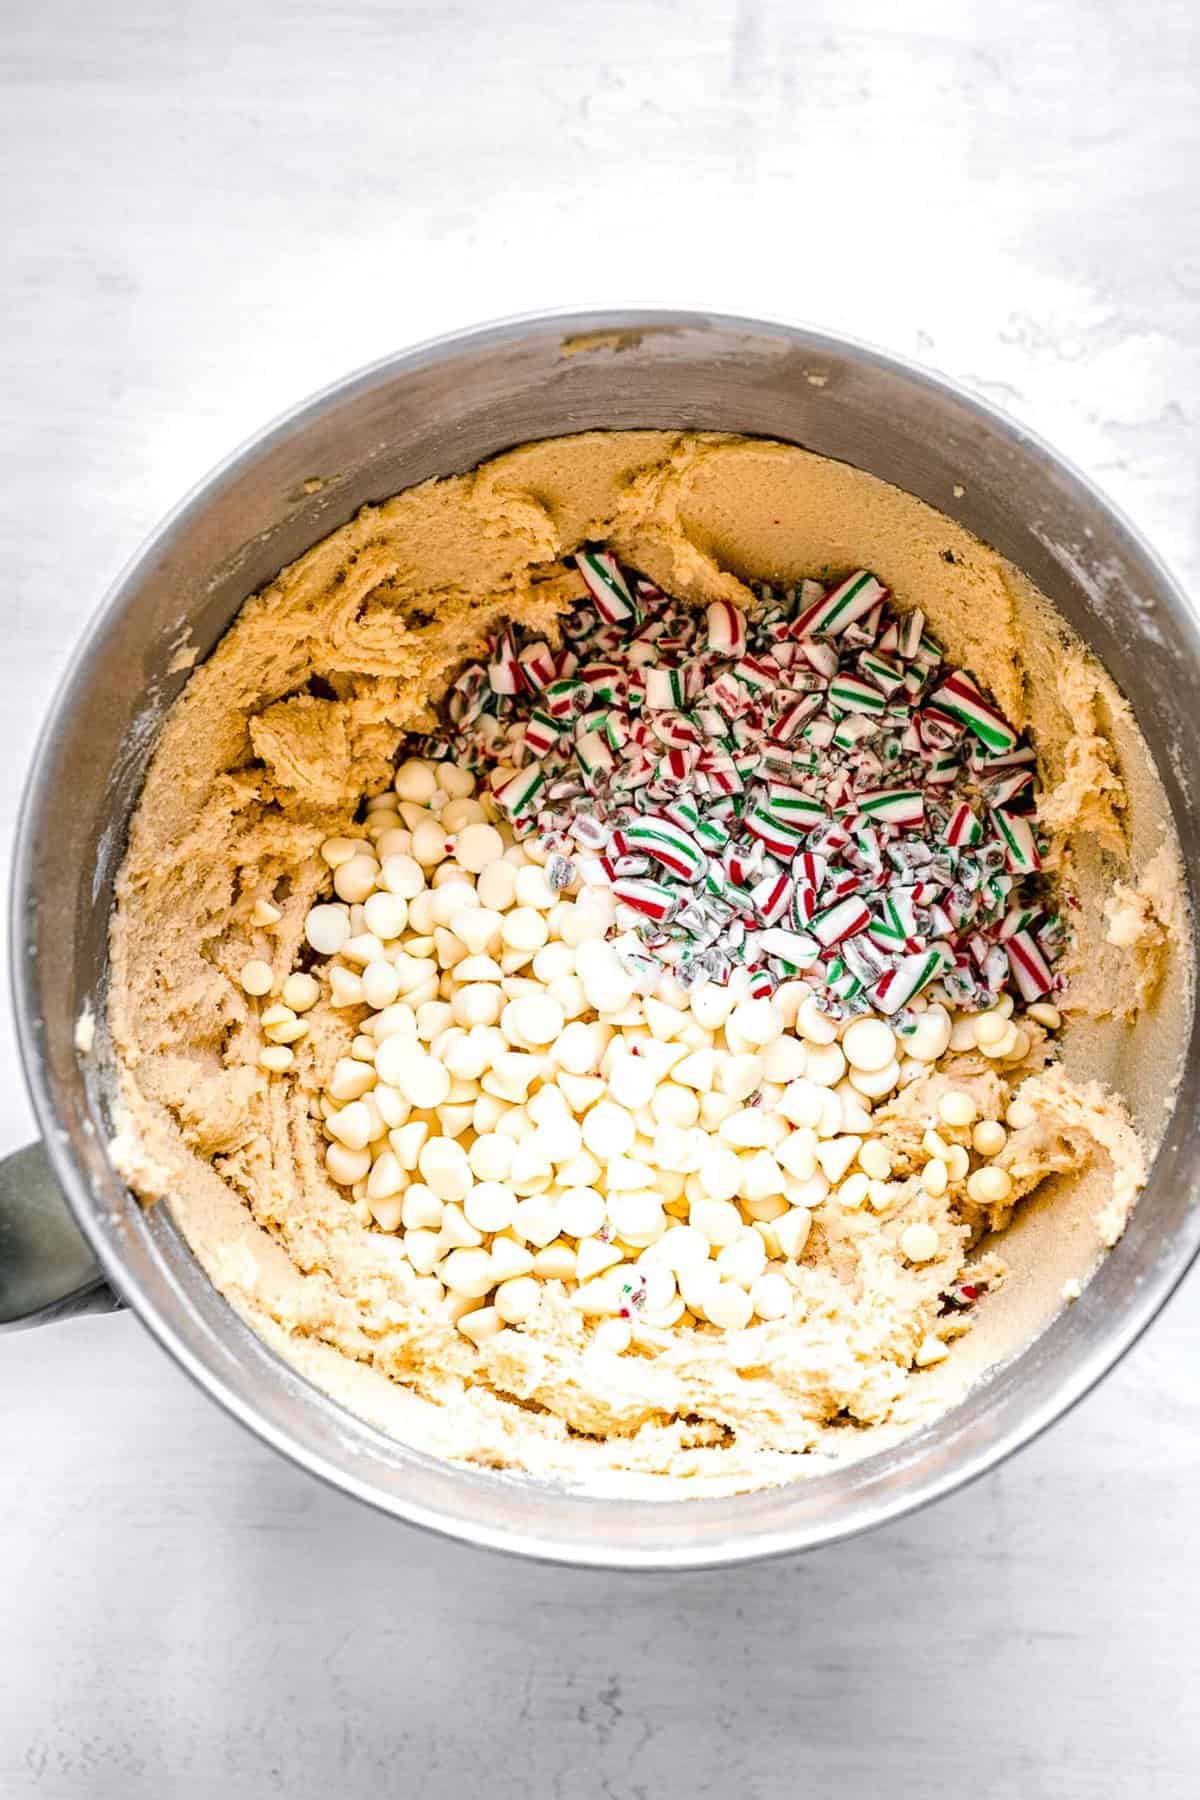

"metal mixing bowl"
[4,310,1198,1567]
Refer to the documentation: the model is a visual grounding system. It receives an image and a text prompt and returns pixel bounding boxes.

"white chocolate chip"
[899,1222,940,1263]
[456,823,506,874]
[966,1166,1013,1204]
[972,1120,1007,1157]
[239,958,274,996]
[305,904,351,955]
[939,1090,978,1129]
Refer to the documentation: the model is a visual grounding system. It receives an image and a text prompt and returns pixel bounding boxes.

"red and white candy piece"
[744,807,803,860]
[768,694,825,743]
[929,672,1018,754]
[518,642,556,689]
[611,877,678,923]
[750,871,793,926]
[623,815,706,881]
[853,787,925,827]
[488,634,524,695]
[944,801,982,847]
[792,571,888,639]
[870,945,953,1013]
[495,763,545,818]
[810,896,871,946]
[707,600,748,656]
[1006,930,1053,1001]
[524,713,561,757]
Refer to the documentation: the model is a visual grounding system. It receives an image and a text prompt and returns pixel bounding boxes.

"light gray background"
[3,1,1198,1795]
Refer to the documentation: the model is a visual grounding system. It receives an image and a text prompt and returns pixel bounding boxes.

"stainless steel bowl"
[4,310,1198,1568]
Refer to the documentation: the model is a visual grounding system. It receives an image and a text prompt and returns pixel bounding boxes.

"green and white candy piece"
[990,807,1040,873]
[575,549,637,623]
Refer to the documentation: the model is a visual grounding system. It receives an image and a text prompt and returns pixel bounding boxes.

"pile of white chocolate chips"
[240,555,1065,1355]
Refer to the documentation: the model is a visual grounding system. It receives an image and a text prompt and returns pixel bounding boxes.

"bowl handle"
[0,1142,123,1328]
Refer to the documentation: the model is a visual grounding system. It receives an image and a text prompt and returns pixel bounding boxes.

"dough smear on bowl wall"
[106,430,1190,1496]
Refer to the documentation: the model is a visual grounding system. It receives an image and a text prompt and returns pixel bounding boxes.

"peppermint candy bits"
[412,549,1065,1020]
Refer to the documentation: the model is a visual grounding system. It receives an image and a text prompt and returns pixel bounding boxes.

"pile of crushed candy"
[415,552,1067,1026]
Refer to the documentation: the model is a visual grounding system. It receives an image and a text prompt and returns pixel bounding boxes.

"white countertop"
[3,1,1198,1793]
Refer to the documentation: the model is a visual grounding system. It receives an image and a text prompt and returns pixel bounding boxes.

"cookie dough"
[107,432,1190,1493]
